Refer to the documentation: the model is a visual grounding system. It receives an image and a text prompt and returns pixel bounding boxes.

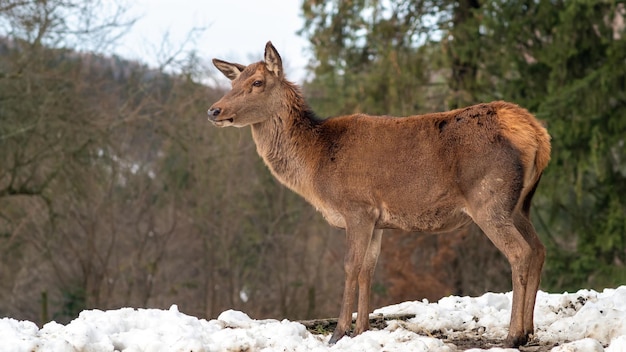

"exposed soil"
[300,314,562,351]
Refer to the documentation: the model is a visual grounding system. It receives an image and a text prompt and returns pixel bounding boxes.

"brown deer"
[207,42,551,348]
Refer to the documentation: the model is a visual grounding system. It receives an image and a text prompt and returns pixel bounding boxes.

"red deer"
[207,42,551,347]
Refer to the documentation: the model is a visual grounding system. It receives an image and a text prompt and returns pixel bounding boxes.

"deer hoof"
[504,333,529,348]
[329,328,348,345]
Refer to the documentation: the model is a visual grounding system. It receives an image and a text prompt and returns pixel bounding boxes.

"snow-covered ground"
[2,286,626,351]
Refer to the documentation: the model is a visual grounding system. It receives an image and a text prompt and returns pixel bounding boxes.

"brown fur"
[208,42,551,347]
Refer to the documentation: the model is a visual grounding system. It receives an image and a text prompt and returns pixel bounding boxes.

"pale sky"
[115,0,311,83]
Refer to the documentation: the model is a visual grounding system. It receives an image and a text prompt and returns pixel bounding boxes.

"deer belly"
[377,204,471,233]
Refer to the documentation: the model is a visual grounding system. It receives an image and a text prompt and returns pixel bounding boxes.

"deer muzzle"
[207,107,234,126]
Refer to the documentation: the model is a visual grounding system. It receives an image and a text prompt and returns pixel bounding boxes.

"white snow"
[2,287,626,351]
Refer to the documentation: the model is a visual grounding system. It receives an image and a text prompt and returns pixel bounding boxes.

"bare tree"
[1,0,355,326]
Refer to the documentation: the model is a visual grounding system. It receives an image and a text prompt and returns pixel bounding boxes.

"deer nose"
[208,107,221,117]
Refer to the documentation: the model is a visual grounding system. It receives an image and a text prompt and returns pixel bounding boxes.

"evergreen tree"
[300,0,626,291]
[300,0,450,116]
[478,1,626,290]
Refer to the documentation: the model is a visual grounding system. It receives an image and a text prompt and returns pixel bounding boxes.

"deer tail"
[492,101,551,187]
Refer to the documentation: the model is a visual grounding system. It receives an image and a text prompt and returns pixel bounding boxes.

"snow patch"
[1,287,625,351]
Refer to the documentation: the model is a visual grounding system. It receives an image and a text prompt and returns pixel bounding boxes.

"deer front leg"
[354,229,383,336]
[329,218,376,344]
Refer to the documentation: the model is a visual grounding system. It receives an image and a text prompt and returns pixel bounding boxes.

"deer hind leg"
[329,218,377,344]
[471,205,540,348]
[514,209,546,338]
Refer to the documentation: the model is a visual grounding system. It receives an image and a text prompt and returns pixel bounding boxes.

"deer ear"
[212,59,246,81]
[264,41,283,78]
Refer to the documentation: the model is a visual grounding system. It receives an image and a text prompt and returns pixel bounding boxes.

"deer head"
[208,41,285,128]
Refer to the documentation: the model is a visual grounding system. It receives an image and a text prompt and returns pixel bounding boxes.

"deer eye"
[252,80,263,87]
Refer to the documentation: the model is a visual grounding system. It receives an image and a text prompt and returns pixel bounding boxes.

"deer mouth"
[211,117,234,127]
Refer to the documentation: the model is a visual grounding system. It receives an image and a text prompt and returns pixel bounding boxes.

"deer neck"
[250,95,319,194]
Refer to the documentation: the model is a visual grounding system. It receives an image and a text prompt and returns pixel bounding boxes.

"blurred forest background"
[1,0,625,326]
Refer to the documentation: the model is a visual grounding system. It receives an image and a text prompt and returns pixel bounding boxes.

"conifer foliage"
[301,0,626,292]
